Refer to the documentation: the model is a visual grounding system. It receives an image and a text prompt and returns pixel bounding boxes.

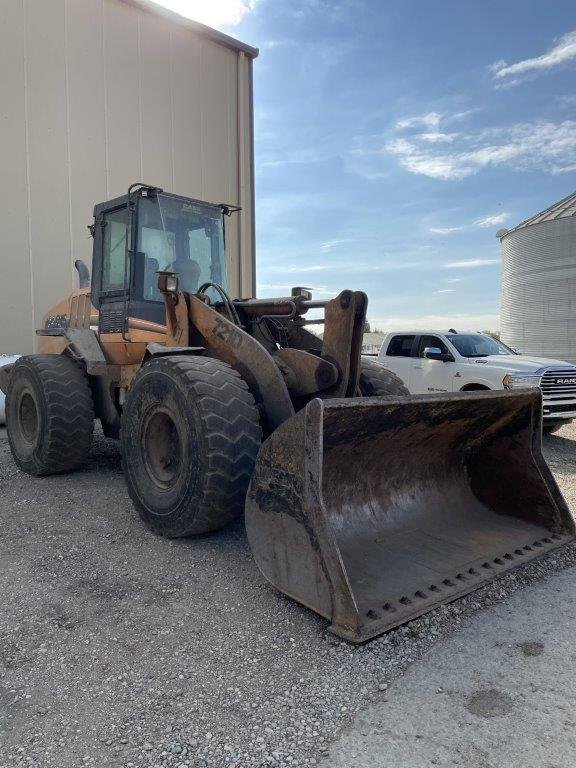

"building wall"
[0,0,255,353]
[500,217,576,363]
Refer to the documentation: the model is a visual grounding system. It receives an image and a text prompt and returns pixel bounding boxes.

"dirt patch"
[517,641,545,657]
[465,689,514,718]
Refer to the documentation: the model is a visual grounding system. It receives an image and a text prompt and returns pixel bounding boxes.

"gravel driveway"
[1,422,575,768]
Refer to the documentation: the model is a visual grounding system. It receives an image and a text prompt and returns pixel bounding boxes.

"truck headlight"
[502,373,540,389]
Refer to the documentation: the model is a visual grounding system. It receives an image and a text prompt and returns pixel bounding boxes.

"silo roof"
[506,190,576,235]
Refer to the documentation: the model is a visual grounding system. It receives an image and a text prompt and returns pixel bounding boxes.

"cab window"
[136,195,227,303]
[386,335,415,357]
[101,207,128,293]
[418,335,449,358]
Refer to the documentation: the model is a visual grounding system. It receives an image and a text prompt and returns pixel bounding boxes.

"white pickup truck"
[377,330,576,434]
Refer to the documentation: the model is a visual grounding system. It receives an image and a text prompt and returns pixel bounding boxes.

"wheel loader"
[2,183,573,642]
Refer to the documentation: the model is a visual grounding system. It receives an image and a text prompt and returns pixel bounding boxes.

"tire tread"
[358,357,410,397]
[122,355,262,536]
[7,354,94,475]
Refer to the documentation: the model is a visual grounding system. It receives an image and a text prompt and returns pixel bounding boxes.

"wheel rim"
[142,409,182,489]
[18,390,39,445]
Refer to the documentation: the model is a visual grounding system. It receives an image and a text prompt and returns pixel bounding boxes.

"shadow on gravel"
[544,434,576,451]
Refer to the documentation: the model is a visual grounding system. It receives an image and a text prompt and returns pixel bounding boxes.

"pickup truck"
[377,330,576,434]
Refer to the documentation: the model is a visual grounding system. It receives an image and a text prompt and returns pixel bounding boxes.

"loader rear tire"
[6,354,94,475]
[359,357,409,397]
[121,355,262,537]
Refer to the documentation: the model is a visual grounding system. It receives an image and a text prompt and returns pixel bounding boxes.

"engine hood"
[468,355,576,373]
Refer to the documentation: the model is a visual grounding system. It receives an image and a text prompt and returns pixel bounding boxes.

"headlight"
[502,373,541,389]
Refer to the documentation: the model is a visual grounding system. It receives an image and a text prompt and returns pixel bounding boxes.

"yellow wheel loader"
[2,183,573,642]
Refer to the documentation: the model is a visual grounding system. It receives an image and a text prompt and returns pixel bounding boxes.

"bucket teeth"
[245,390,575,643]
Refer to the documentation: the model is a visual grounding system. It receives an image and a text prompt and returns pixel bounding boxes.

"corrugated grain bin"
[499,192,576,364]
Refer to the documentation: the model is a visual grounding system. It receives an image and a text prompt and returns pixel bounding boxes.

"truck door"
[411,335,454,394]
[380,334,417,390]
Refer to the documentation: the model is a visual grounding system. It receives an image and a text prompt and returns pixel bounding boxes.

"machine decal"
[213,317,243,350]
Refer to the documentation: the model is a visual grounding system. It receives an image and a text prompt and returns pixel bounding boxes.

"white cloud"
[430,226,464,235]
[434,289,454,294]
[266,264,327,273]
[395,110,480,131]
[385,121,576,180]
[443,259,499,269]
[446,277,465,284]
[348,110,482,179]
[558,94,576,107]
[451,109,482,121]
[430,212,510,235]
[474,212,510,228]
[320,239,352,251]
[257,283,336,297]
[492,31,576,83]
[420,132,458,143]
[259,146,331,169]
[150,0,257,27]
[369,313,500,332]
[396,112,442,130]
[265,259,429,276]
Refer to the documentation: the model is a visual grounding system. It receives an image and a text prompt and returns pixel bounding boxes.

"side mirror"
[424,347,454,362]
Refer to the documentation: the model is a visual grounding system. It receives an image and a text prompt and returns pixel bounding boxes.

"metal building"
[499,192,576,364]
[0,0,257,353]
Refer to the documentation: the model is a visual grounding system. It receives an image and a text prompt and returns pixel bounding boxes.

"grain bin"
[499,192,576,363]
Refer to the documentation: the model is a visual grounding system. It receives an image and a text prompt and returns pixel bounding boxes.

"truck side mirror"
[424,347,454,362]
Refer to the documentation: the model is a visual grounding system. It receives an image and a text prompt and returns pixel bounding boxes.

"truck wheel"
[121,356,262,537]
[359,358,409,397]
[6,355,94,475]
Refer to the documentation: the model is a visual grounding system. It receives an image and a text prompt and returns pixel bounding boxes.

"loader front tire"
[6,354,94,476]
[359,357,409,397]
[121,356,262,537]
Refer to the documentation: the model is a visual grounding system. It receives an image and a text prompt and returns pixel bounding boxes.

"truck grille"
[540,367,576,417]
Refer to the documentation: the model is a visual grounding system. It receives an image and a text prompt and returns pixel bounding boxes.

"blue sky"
[155,0,576,331]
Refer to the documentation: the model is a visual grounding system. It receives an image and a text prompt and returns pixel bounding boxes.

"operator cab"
[90,184,232,332]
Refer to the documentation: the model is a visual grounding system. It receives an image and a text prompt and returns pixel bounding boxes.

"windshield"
[136,193,227,301]
[446,334,517,358]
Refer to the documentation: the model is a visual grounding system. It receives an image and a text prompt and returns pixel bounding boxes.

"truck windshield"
[136,193,227,301]
[446,334,517,358]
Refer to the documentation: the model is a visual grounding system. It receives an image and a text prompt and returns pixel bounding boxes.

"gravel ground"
[326,566,576,767]
[0,422,575,768]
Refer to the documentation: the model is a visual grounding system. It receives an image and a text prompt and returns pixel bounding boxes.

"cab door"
[379,334,417,391]
[411,335,455,394]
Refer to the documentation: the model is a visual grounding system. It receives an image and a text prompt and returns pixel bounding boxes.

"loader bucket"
[245,390,574,642]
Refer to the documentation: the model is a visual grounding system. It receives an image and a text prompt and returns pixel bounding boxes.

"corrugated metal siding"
[501,217,576,363]
[0,0,255,354]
